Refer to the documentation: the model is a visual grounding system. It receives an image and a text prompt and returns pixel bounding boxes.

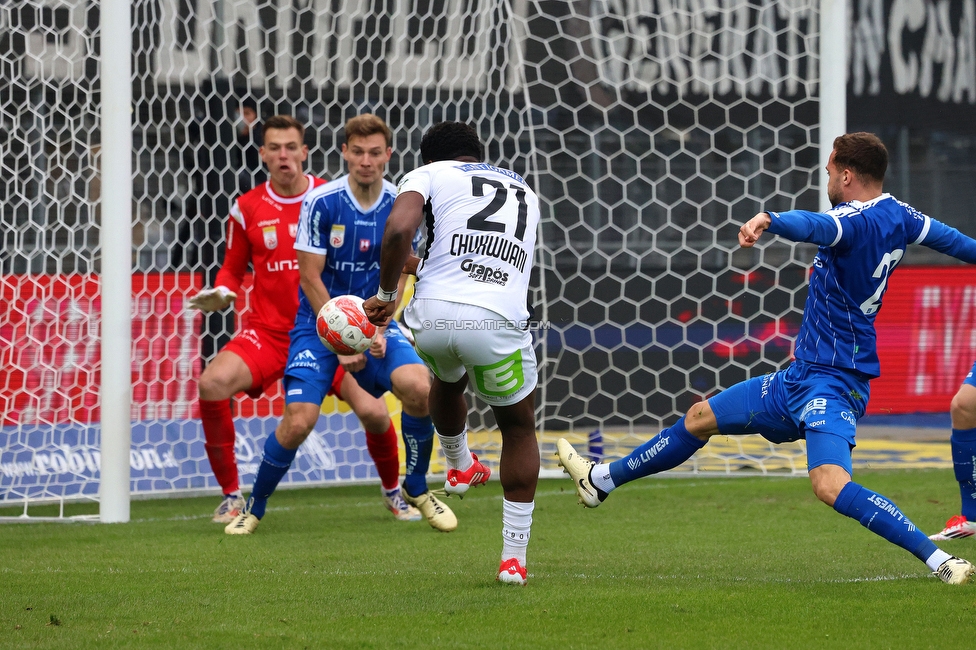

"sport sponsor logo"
[257,218,281,227]
[866,493,907,524]
[459,258,509,285]
[800,398,828,421]
[450,233,528,272]
[625,434,670,471]
[291,349,319,371]
[239,328,263,349]
[807,419,826,428]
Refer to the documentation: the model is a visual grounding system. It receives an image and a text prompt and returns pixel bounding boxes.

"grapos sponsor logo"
[459,258,509,285]
[625,435,670,471]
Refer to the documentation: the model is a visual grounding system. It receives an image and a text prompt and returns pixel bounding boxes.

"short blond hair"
[344,114,392,147]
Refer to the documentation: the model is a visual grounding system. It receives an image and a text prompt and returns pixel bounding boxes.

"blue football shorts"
[706,360,872,475]
[282,319,425,406]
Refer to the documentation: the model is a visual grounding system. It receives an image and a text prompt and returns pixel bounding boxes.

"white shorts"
[403,298,538,406]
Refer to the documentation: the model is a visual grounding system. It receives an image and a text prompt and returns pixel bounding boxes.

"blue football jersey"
[767,193,976,377]
[293,175,397,323]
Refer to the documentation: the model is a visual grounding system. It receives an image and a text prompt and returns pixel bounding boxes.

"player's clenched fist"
[738,212,771,248]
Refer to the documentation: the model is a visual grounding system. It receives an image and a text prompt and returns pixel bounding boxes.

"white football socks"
[438,429,473,471]
[925,549,953,571]
[589,463,616,494]
[501,499,534,564]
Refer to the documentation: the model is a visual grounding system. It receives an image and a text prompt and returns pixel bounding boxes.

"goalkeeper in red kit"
[189,115,420,524]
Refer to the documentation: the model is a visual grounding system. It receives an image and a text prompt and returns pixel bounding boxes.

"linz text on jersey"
[333,260,380,272]
[450,233,527,272]
[267,259,299,272]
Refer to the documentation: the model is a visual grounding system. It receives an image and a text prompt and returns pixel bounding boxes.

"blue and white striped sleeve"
[294,194,329,255]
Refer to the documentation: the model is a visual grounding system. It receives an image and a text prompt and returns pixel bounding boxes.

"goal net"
[1,0,820,511]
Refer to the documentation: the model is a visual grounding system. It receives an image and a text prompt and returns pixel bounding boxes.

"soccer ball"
[316,295,377,355]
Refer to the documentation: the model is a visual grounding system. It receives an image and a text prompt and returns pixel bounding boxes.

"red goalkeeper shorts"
[220,326,291,398]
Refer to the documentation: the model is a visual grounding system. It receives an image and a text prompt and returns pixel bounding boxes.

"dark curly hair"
[420,122,485,163]
[832,132,888,184]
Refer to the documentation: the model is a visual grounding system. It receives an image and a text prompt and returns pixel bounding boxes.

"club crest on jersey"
[289,223,298,238]
[330,225,345,248]
[262,226,278,249]
[359,238,370,252]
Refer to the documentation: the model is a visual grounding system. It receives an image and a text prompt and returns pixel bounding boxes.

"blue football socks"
[607,418,706,487]
[401,413,435,498]
[950,427,976,519]
[833,481,941,565]
[248,432,298,520]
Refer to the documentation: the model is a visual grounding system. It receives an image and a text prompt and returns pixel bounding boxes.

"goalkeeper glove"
[188,286,237,312]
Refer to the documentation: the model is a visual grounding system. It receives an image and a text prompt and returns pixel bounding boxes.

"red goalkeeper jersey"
[214,174,326,334]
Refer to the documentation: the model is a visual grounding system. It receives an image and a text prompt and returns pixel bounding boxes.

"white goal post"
[0,1,850,519]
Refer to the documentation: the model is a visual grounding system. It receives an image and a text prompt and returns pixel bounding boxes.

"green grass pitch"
[3,469,975,649]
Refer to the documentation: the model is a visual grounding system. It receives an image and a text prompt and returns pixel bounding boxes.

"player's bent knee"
[950,390,976,429]
[808,465,850,507]
[197,370,235,401]
[276,406,319,449]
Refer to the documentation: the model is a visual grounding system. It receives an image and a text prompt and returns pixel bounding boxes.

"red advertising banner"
[871,266,976,414]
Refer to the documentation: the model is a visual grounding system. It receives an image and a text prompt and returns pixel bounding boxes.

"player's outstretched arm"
[365,191,425,326]
[919,218,976,264]
[738,212,771,248]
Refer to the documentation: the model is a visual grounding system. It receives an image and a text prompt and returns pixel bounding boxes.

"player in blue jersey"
[929,364,976,540]
[558,132,976,584]
[225,114,457,534]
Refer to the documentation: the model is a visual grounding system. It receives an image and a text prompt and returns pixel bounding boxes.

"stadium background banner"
[0,273,381,502]
[870,266,976,415]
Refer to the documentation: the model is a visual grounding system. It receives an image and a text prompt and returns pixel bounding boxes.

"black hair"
[420,121,485,163]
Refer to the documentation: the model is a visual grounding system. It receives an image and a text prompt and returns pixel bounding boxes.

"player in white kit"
[365,122,542,585]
